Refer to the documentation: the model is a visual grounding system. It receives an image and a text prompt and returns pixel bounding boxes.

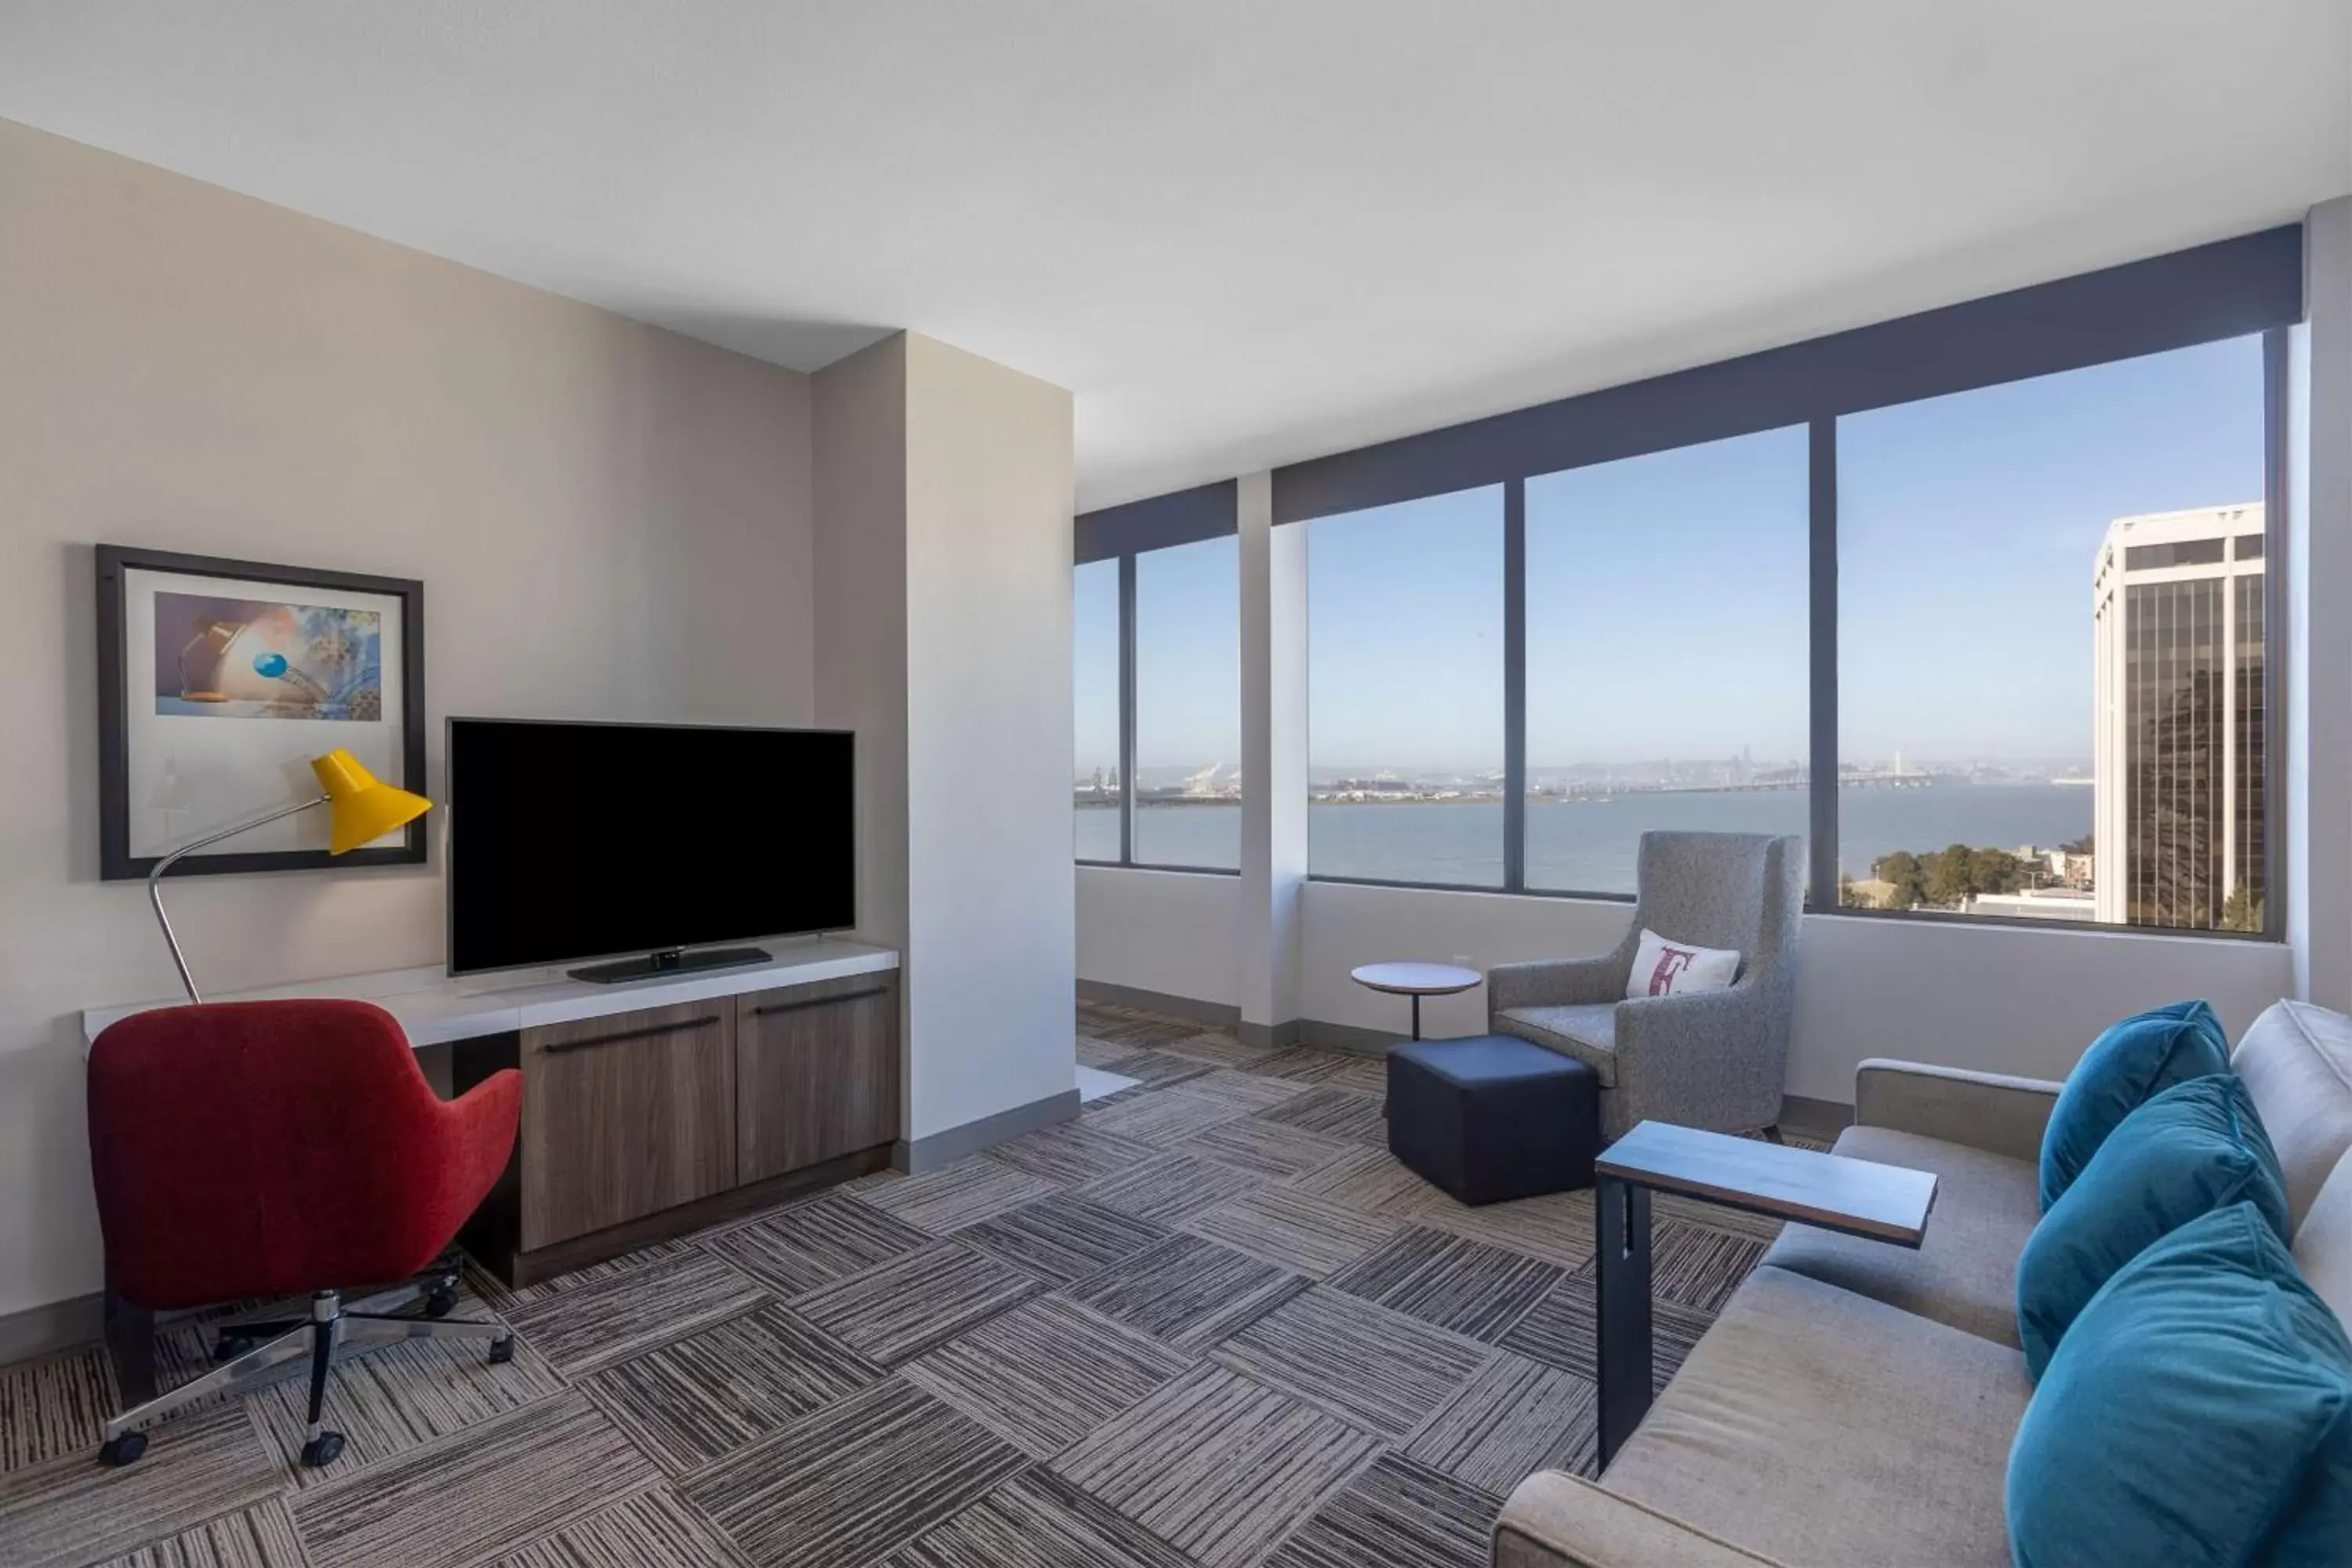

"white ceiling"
[2,2,2346,510]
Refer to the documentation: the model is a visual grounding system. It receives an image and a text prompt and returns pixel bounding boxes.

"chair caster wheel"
[488,1334,515,1365]
[98,1432,147,1467]
[425,1285,459,1319]
[299,1432,346,1468]
[213,1334,254,1363]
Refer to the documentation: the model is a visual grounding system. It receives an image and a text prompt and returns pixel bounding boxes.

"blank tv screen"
[448,719,855,975]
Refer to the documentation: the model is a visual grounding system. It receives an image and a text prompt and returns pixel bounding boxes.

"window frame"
[1267,226,2300,938]
[1073,480,1243,877]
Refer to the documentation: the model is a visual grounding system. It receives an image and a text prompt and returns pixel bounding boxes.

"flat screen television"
[447,717,855,981]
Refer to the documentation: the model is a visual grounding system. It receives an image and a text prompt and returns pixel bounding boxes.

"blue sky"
[1078,332,2266,778]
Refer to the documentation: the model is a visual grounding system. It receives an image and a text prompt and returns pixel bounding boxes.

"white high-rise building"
[2090,503,2266,927]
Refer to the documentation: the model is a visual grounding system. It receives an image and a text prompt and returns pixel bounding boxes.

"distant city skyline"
[1078,332,2266,782]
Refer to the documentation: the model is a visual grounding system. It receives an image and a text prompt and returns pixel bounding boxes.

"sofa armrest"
[1489,956,1625,1013]
[1853,1058,2063,1164]
[1496,1472,1787,1568]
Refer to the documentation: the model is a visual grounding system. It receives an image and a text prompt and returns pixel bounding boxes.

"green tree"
[2219,887,2264,932]
[1926,843,1976,907]
[1875,851,1924,909]
[1966,848,2026,897]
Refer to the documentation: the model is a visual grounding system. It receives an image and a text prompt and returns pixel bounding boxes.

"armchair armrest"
[1853,1058,2062,1164]
[1489,955,1625,1013]
[1609,980,1785,1134]
[1497,1472,1786,1568]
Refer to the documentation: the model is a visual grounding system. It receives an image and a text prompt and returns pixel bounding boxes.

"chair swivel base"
[99,1261,515,1468]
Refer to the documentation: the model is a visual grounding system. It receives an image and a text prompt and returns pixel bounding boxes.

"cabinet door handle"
[752,984,890,1018]
[539,1014,723,1054]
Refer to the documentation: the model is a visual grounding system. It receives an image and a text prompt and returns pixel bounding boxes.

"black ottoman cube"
[1387,1034,1598,1205]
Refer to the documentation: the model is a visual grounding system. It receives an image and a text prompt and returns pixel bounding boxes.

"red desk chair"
[87,998,521,1468]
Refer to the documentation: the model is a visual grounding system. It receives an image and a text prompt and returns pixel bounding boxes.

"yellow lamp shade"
[310,748,432,855]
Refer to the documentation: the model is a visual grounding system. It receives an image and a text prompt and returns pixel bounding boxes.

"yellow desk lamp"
[147,748,432,1003]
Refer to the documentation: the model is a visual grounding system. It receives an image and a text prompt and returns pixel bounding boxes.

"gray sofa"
[1495,999,2352,1567]
[1488,832,1802,1141]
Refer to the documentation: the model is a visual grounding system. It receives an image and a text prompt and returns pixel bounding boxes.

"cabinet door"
[520,1001,736,1250]
[736,975,899,1184]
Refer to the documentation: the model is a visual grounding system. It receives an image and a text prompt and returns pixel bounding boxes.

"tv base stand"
[568,945,773,985]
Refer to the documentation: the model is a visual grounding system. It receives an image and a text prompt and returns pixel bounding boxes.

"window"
[1134,535,1241,869]
[1838,335,2269,929]
[1307,486,1505,885]
[1072,558,1122,862]
[1524,429,1810,895]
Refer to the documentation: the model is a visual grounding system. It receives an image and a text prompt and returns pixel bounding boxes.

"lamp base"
[568,946,774,985]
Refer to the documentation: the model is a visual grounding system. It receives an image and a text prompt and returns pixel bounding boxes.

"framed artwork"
[97,545,427,880]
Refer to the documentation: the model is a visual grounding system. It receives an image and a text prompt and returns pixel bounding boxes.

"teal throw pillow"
[2007,1203,2352,1568]
[2039,1000,2229,1210]
[2017,1073,2289,1380]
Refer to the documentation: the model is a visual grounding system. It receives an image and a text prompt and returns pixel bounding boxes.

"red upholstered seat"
[88,999,520,1311]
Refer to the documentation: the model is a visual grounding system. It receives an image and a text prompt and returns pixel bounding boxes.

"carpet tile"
[1288,1145,1451,1218]
[1181,1186,1401,1279]
[1405,1349,1598,1494]
[252,1316,568,1487]
[682,1376,1028,1568]
[899,1297,1189,1459]
[0,996,1791,1568]
[0,1401,283,1568]
[883,1469,1198,1568]
[1414,1187,1596,1269]
[1094,1050,1215,1090]
[956,1193,1171,1287]
[702,1191,934,1298]
[1083,1089,1244,1149]
[1210,1287,1486,1441]
[1065,1233,1308,1352]
[289,1391,655,1568]
[1330,1226,1563,1343]
[1242,1047,1357,1085]
[1079,1150,1259,1225]
[1179,1116,1354,1180]
[1051,1363,1383,1568]
[91,1497,310,1568]
[1158,1032,1279,1069]
[1172,1067,1314,1113]
[1259,1452,1497,1568]
[1498,1276,1714,1394]
[983,1121,1159,1185]
[792,1242,1042,1365]
[1254,1086,1388,1145]
[488,1485,749,1568]
[858,1160,1062,1236]
[501,1252,767,1377]
[583,1304,882,1473]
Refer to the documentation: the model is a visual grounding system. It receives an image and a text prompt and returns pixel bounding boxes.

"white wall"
[2290,194,2352,1011]
[901,334,1078,1141]
[1077,866,1242,1008]
[0,119,817,1319]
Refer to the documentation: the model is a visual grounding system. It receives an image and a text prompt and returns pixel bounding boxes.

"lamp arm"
[147,793,329,1004]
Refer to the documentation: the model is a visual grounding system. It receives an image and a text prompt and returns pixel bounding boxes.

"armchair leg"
[1761,1126,1785,1145]
[299,1290,346,1468]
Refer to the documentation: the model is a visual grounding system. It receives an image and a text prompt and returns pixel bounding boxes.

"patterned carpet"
[0,1002,1802,1568]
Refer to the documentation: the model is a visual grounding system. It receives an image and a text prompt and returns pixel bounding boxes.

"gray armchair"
[1487,831,1802,1141]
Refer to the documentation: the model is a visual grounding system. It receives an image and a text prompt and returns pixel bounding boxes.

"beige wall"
[0,118,817,1319]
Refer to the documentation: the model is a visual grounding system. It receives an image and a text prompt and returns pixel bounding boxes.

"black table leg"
[1410,994,1423,1040]
[1595,1172,1653,1470]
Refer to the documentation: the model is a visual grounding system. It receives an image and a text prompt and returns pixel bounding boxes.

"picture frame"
[96,544,427,880]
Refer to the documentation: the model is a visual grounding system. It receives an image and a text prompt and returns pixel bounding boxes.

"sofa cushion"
[2008,1203,2352,1568]
[2016,1074,2291,1380]
[1495,1003,1617,1087]
[1603,1262,2027,1568]
[1761,1125,2038,1347]
[2232,999,2352,1231]
[2299,1156,2352,1326]
[2039,1000,2230,1210]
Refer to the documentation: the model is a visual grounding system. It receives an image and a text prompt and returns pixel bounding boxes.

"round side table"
[1350,962,1482,1040]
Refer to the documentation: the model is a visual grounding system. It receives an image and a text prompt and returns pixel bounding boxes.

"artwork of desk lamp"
[148,749,431,1003]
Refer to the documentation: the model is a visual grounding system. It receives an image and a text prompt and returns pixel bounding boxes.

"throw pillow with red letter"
[1627,927,1741,999]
